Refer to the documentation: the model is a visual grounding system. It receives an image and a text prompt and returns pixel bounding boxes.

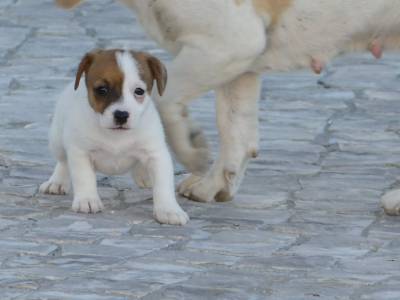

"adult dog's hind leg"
[179,72,261,202]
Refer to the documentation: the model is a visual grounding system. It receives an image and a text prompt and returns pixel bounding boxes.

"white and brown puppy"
[40,49,189,225]
[56,0,400,215]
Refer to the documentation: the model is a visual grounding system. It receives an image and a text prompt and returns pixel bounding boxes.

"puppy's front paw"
[153,204,189,225]
[40,180,69,195]
[72,196,104,214]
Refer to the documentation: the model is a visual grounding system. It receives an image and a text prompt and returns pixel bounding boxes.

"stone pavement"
[1,0,400,299]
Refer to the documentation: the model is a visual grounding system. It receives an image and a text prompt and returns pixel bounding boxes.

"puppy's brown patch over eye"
[89,80,122,113]
[95,85,109,97]
[74,50,124,114]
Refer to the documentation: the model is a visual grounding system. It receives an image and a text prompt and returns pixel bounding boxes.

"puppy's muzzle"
[113,110,129,125]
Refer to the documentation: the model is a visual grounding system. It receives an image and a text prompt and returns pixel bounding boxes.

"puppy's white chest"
[90,149,137,175]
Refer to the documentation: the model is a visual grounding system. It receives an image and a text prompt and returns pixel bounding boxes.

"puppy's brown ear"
[131,52,168,96]
[55,0,83,9]
[147,56,167,96]
[74,52,93,90]
[147,55,168,96]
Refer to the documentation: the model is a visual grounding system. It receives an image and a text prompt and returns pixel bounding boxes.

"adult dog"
[56,0,400,215]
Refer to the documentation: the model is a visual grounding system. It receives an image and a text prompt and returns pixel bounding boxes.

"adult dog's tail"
[55,0,84,9]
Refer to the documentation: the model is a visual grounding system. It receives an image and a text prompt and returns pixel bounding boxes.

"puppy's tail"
[55,0,84,9]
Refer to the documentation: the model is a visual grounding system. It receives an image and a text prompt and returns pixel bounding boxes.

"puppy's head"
[75,49,167,130]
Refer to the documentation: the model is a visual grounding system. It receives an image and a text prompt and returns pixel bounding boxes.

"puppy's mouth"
[110,126,130,130]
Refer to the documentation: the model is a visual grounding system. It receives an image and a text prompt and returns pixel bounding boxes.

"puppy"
[40,49,189,225]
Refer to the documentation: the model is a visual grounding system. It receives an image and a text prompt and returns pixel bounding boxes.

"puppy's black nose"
[114,110,129,125]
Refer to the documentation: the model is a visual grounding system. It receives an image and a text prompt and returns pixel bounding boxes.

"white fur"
[255,0,400,71]
[59,0,400,212]
[40,51,189,225]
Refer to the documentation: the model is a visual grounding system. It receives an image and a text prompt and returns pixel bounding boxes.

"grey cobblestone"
[1,0,400,299]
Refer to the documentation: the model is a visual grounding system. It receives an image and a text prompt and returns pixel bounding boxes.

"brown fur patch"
[55,0,83,9]
[252,0,292,27]
[75,49,124,114]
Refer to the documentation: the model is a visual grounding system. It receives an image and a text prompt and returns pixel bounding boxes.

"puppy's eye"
[95,86,109,96]
[134,88,145,96]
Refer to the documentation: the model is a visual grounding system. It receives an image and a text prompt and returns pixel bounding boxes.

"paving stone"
[0,239,58,256]
[186,229,298,257]
[143,270,271,300]
[62,236,176,258]
[0,26,30,58]
[22,291,128,300]
[0,219,18,231]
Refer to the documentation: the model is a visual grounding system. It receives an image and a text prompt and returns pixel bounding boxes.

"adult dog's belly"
[248,0,400,73]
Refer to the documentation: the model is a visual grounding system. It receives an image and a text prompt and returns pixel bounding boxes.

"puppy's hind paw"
[39,180,69,195]
[132,165,152,188]
[153,205,189,225]
[72,196,104,214]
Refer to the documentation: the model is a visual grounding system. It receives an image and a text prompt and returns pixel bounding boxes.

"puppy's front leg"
[146,147,189,225]
[67,148,104,213]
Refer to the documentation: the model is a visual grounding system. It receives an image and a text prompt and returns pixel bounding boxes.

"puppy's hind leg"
[40,161,71,195]
[131,161,152,188]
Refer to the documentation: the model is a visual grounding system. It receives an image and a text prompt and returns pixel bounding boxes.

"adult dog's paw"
[178,173,234,203]
[153,204,189,225]
[72,196,104,214]
[381,190,400,216]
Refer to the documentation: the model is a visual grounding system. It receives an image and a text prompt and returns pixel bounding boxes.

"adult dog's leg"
[179,72,261,202]
[157,46,259,175]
